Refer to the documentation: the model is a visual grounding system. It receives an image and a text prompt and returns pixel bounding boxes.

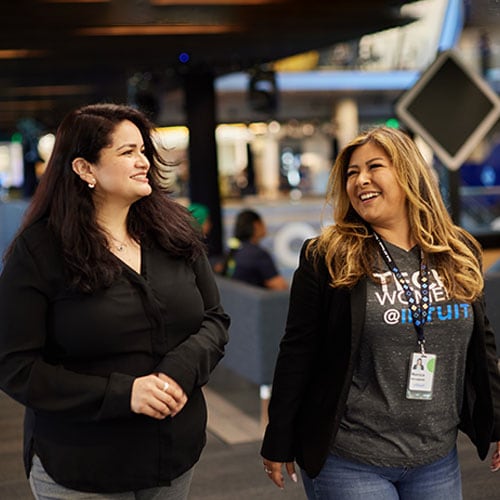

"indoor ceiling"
[1,0,419,134]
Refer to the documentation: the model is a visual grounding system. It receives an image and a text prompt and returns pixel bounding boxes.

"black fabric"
[261,239,500,478]
[0,219,229,493]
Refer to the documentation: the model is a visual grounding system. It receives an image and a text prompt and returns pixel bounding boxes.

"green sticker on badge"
[426,357,436,373]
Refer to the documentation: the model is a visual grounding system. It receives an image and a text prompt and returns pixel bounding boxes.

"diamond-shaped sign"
[396,50,500,170]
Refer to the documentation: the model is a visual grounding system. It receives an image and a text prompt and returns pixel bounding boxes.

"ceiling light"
[76,25,236,35]
[0,50,48,59]
[150,0,281,5]
[40,1,110,4]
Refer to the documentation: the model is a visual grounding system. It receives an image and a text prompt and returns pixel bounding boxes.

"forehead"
[349,141,389,163]
[108,119,143,145]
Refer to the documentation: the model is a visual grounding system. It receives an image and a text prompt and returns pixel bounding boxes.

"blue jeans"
[301,447,462,500]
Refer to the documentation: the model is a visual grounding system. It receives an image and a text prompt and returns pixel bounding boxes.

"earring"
[88,181,96,189]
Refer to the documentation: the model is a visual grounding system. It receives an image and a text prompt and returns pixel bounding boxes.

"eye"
[346,169,357,178]
[122,150,133,156]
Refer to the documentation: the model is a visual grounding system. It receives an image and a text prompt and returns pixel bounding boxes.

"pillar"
[183,71,223,256]
[334,98,359,150]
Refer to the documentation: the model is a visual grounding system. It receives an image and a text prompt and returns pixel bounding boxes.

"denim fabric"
[301,447,462,500]
[29,455,194,500]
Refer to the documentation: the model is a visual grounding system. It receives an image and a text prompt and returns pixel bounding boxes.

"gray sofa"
[215,275,289,425]
[0,200,28,268]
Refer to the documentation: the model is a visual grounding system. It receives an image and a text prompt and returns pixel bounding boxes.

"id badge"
[406,352,437,400]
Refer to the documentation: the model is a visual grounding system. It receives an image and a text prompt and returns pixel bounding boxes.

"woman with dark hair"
[0,103,229,499]
[224,209,288,290]
[261,126,500,499]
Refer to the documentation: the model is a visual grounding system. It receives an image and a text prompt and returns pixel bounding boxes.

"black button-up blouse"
[0,219,230,493]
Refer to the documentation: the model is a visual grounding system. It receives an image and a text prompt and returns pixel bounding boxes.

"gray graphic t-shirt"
[331,241,473,467]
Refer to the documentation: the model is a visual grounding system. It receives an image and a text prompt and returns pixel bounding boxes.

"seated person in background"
[223,209,288,290]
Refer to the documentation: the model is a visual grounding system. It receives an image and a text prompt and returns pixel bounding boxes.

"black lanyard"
[372,232,430,353]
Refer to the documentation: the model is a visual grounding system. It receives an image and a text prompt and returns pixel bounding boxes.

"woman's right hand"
[130,374,174,419]
[262,459,298,489]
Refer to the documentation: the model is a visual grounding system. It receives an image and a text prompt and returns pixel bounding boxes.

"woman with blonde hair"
[261,126,500,499]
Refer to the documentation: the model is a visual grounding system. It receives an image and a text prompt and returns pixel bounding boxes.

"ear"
[72,158,95,184]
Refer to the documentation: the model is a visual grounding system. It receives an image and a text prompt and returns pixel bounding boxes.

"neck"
[96,209,129,243]
[372,224,415,252]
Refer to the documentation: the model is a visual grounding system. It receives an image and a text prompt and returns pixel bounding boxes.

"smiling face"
[346,141,409,235]
[90,119,152,207]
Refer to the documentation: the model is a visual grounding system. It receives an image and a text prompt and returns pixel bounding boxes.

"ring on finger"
[264,468,272,474]
[163,381,169,392]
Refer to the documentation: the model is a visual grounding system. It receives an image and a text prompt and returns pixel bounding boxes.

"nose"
[137,152,150,169]
[356,168,371,186]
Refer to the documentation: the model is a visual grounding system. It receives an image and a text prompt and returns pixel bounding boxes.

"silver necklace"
[110,236,128,252]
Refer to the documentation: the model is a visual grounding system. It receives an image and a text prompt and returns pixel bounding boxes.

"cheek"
[394,186,407,205]
[99,164,124,182]
[346,183,356,203]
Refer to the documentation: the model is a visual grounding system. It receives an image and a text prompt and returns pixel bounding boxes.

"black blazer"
[261,240,500,478]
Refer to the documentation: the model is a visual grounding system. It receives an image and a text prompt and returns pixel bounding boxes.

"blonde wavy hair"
[309,126,483,302]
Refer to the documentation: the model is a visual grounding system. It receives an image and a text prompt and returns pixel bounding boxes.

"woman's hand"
[262,459,298,489]
[130,373,187,419]
[490,441,500,472]
[157,373,188,417]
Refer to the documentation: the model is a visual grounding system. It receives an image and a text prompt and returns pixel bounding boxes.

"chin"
[139,186,153,197]
[131,189,152,204]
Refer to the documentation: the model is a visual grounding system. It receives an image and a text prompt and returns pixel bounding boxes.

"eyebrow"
[366,156,385,164]
[115,143,142,151]
[347,156,386,168]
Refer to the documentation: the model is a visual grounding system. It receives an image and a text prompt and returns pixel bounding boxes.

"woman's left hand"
[262,459,298,489]
[490,441,500,472]
[157,373,188,417]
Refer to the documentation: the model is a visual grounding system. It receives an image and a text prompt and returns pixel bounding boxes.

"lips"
[131,173,149,182]
[359,191,381,201]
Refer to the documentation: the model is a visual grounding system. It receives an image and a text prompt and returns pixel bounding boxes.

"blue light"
[480,165,496,187]
[178,52,190,64]
[438,0,464,51]
[216,70,420,92]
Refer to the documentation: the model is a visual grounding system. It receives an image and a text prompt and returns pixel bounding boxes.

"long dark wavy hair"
[6,103,204,292]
